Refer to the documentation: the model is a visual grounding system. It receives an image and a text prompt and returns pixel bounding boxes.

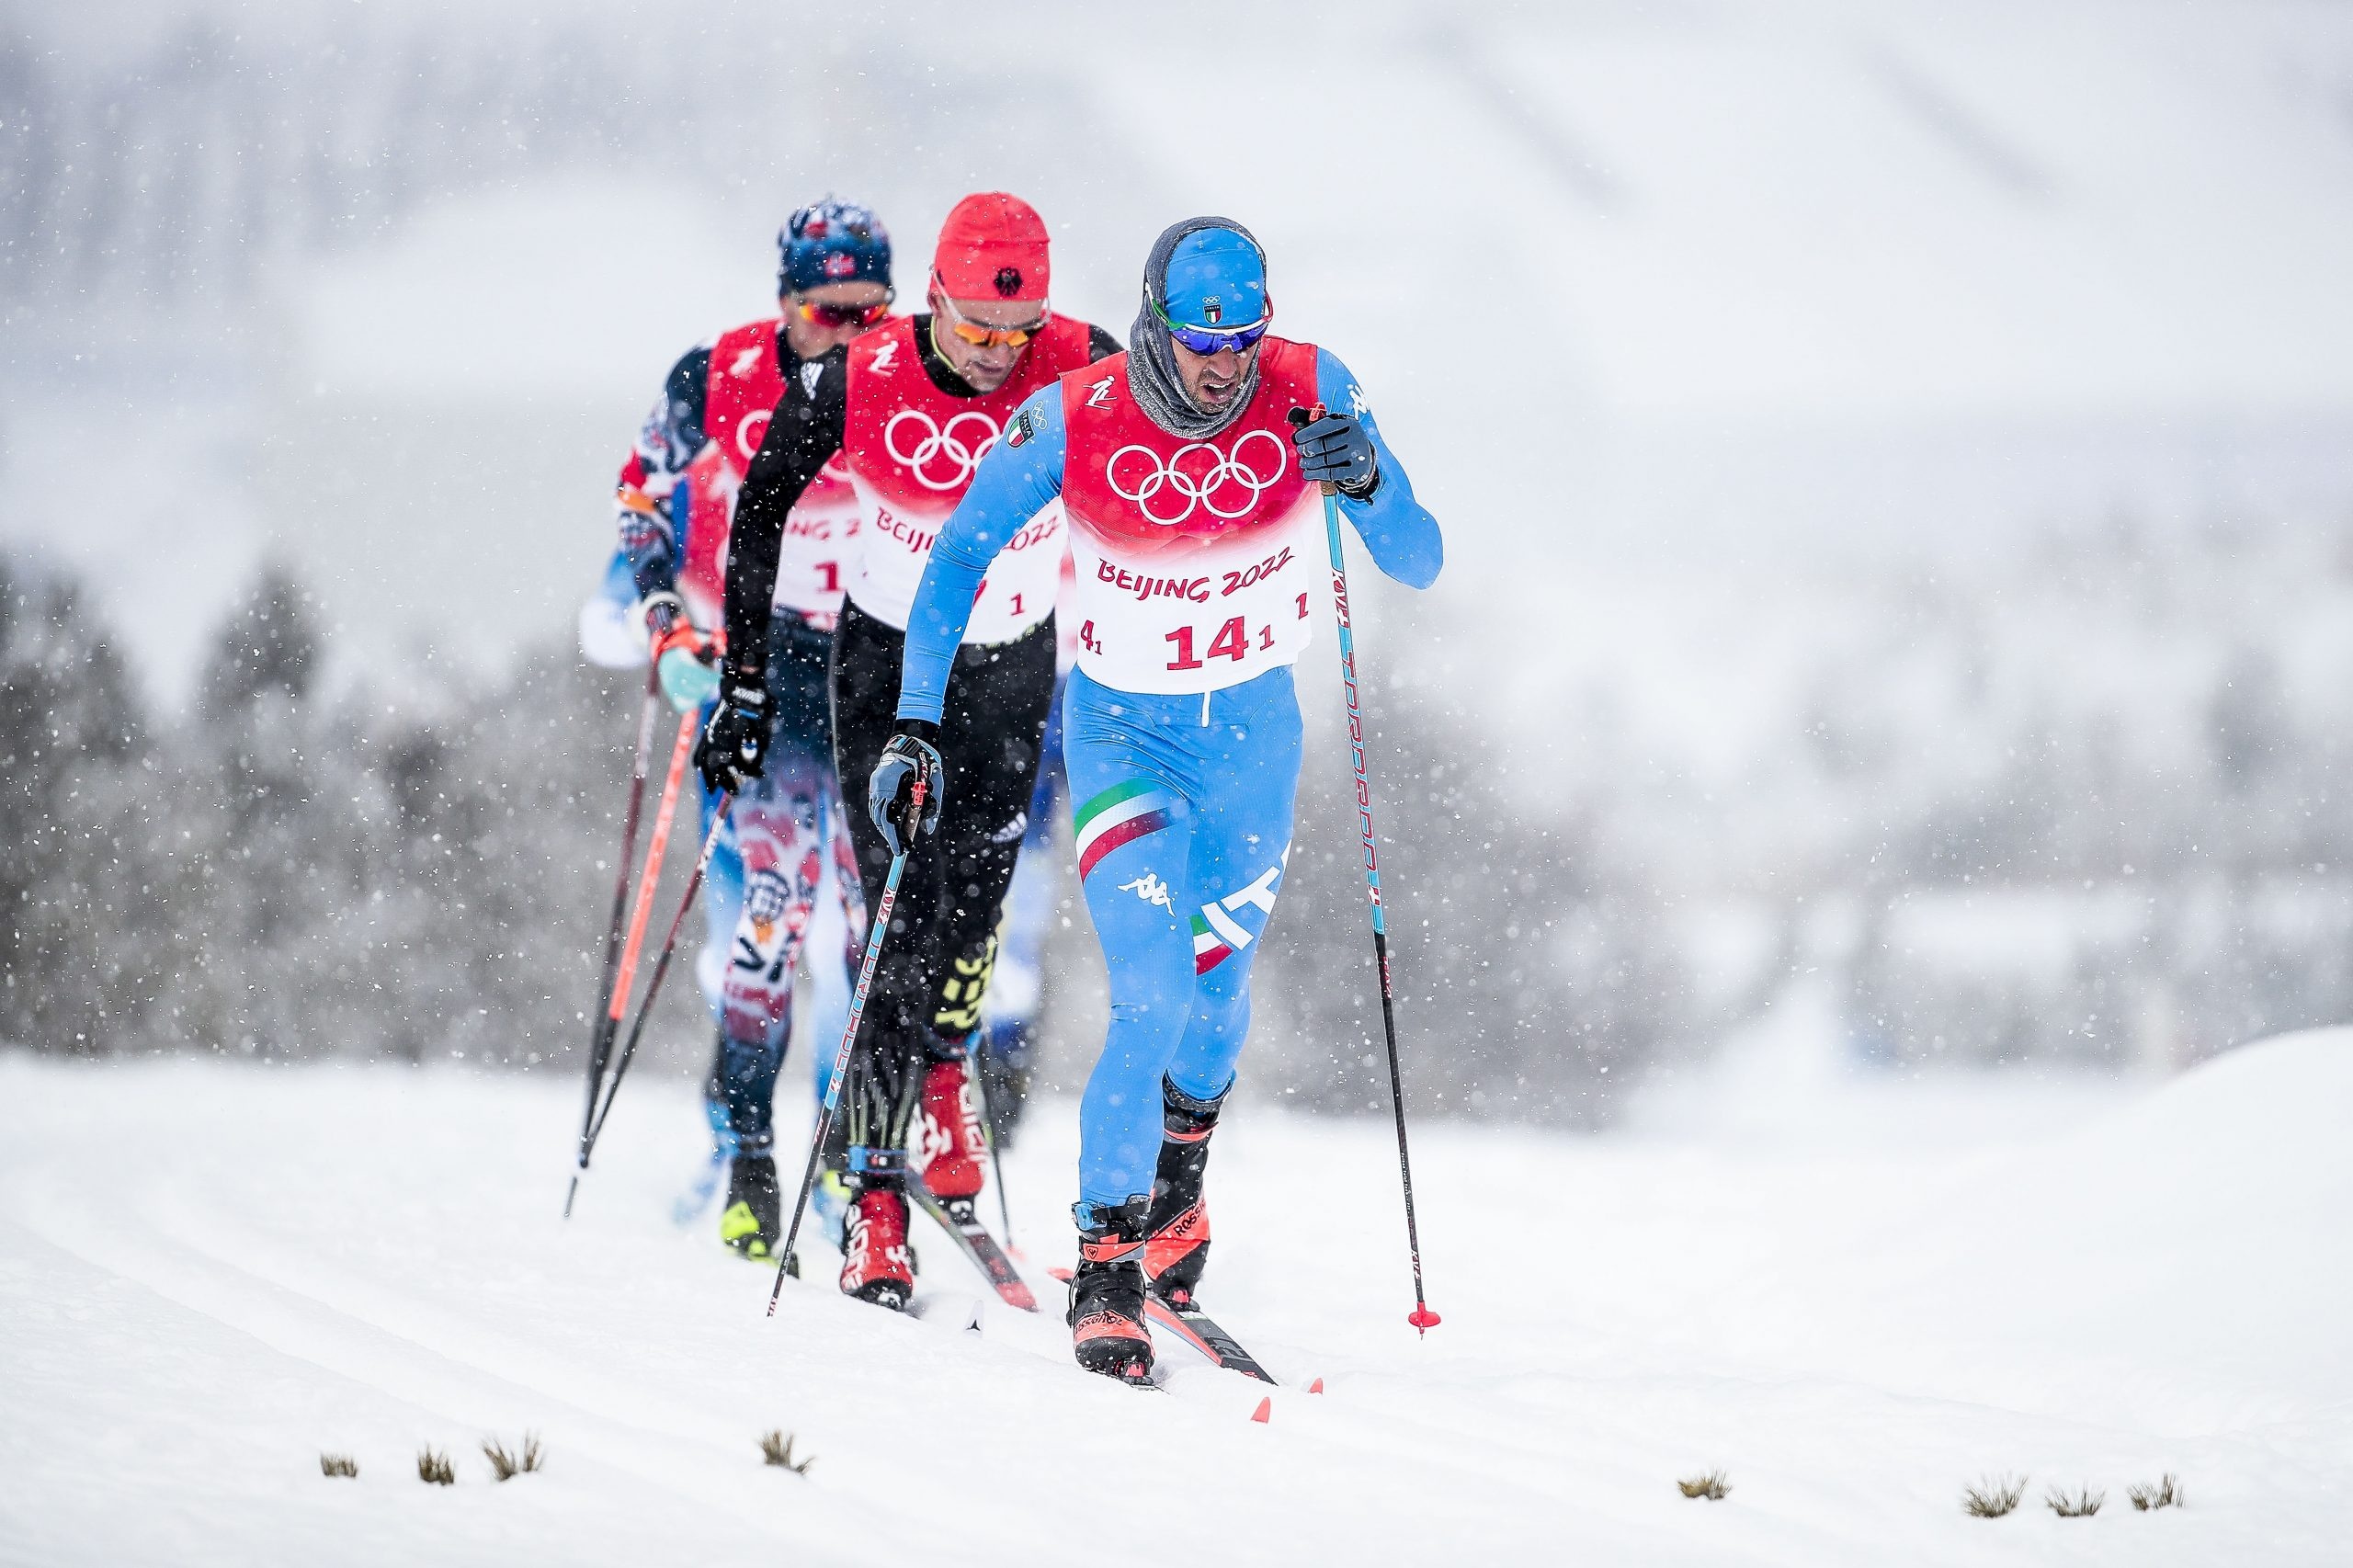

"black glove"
[1289,408,1380,498]
[695,682,769,793]
[868,721,945,855]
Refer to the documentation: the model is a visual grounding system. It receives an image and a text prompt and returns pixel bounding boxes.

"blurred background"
[7,0,2353,1126]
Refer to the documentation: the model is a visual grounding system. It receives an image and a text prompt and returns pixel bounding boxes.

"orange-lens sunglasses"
[933,276,1051,348]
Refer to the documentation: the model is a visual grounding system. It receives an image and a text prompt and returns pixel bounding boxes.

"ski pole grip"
[1287,405,1337,497]
[897,777,929,848]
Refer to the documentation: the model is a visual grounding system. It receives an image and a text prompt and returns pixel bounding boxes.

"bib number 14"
[1165,615,1277,671]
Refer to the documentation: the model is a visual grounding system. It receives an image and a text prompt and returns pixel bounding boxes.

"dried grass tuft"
[759,1429,816,1475]
[1961,1474,2027,1517]
[416,1446,455,1486]
[318,1452,358,1479]
[2128,1473,2183,1511]
[1676,1470,1731,1501]
[482,1432,543,1481]
[2046,1483,2105,1518]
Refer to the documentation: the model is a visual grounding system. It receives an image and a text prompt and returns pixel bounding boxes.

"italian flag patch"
[1190,914,1233,974]
[1074,778,1176,879]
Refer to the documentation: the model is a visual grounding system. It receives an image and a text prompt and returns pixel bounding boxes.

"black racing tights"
[830,601,1056,1189]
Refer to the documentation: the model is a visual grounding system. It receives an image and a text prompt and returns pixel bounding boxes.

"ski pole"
[567,671,662,1217]
[971,1059,1018,1253]
[566,706,699,1217]
[582,798,733,1160]
[1290,404,1441,1335]
[769,779,925,1314]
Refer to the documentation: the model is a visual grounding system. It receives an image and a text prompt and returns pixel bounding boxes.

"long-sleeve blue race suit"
[894,348,1440,1210]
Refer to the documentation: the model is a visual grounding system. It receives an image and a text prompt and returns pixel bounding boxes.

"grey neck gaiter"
[1125,216,1264,441]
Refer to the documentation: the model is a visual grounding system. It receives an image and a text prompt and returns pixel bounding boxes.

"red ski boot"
[915,1055,988,1202]
[1069,1198,1154,1385]
[839,1186,914,1312]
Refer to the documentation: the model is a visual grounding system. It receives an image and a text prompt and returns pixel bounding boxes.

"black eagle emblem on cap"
[994,267,1023,298]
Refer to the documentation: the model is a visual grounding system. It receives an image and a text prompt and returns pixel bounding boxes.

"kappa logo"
[731,346,763,379]
[869,339,901,374]
[801,361,824,398]
[1119,872,1176,913]
[1085,374,1117,410]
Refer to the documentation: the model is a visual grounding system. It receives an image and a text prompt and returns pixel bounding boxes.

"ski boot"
[839,1185,915,1312]
[718,1153,781,1261]
[1142,1078,1224,1311]
[1069,1197,1154,1385]
[914,1052,989,1202]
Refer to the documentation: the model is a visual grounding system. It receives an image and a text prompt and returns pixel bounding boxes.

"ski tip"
[1249,1396,1272,1425]
[1002,1284,1040,1312]
[1307,1377,1324,1394]
[1408,1305,1442,1334]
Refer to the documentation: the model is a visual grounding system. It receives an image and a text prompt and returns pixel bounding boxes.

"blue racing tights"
[1063,665,1302,1210]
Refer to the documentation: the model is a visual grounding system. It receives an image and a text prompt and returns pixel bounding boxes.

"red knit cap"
[932,192,1051,303]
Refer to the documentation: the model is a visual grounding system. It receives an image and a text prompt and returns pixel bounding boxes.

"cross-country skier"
[873,217,1442,1381]
[702,193,1121,1310]
[592,199,892,1262]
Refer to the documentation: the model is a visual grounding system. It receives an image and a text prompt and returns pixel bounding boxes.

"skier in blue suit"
[870,217,1442,1381]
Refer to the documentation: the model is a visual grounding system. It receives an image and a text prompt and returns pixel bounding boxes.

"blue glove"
[653,629,722,713]
[1289,409,1380,498]
[868,722,945,855]
[641,591,723,713]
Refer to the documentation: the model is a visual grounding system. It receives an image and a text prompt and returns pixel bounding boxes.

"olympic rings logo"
[884,408,1002,491]
[1106,429,1289,526]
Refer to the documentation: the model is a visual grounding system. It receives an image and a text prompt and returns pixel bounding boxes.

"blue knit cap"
[779,199,892,295]
[1158,226,1268,330]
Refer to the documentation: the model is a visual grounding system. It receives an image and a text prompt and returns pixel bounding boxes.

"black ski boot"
[1142,1078,1224,1310]
[1069,1197,1154,1385]
[719,1153,781,1261]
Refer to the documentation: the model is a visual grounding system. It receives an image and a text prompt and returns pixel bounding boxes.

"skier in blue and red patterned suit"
[872,217,1443,1381]
[592,199,891,1263]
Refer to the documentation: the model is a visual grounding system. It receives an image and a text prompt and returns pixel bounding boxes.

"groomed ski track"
[4,1031,2348,1566]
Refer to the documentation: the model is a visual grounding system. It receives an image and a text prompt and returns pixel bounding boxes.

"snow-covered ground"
[5,1029,2347,1565]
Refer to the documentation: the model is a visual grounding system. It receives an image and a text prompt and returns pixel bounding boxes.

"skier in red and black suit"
[702,192,1120,1311]
[608,199,891,1263]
